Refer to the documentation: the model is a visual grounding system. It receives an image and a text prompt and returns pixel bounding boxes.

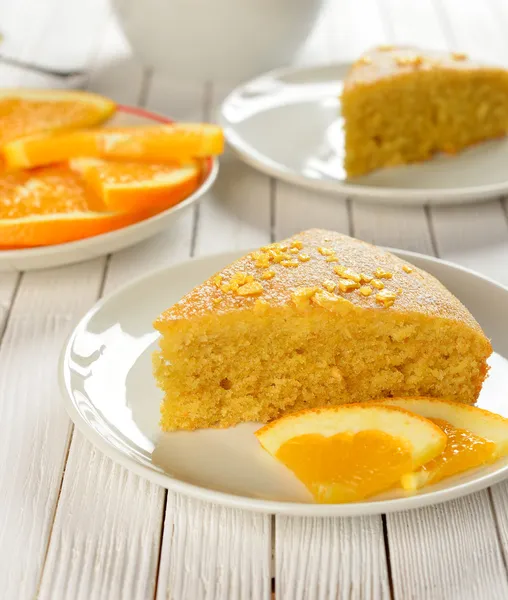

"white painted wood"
[275,516,390,600]
[421,0,508,284]
[0,259,105,600]
[352,203,434,255]
[38,19,198,600]
[0,3,118,597]
[489,481,508,571]
[194,82,272,256]
[156,496,271,600]
[0,273,19,335]
[155,78,273,600]
[376,3,508,599]
[2,2,508,599]
[38,436,164,600]
[430,201,508,284]
[387,493,508,600]
[274,183,349,241]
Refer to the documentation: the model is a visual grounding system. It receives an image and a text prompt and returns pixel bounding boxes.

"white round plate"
[219,63,508,205]
[60,249,508,516]
[0,105,218,272]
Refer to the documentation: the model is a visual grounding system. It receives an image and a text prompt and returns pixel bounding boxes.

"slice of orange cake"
[342,46,508,177]
[153,229,492,431]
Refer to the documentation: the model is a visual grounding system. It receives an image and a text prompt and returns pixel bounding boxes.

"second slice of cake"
[153,229,492,431]
[342,46,508,177]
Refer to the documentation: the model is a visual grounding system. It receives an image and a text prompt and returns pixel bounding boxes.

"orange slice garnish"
[0,165,150,247]
[70,158,201,213]
[377,398,508,489]
[0,89,115,148]
[255,404,446,503]
[4,123,223,169]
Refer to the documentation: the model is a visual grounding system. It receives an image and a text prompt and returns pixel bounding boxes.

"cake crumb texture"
[342,46,508,177]
[153,229,492,431]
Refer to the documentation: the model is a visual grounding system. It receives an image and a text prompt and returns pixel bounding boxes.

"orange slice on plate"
[377,398,508,490]
[0,165,150,248]
[0,89,115,148]
[255,404,447,503]
[70,158,202,213]
[4,123,223,169]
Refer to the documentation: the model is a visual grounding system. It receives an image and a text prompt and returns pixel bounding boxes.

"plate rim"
[59,247,508,516]
[0,104,219,266]
[219,61,508,205]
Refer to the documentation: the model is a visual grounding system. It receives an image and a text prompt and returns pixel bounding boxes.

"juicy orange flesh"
[0,98,108,146]
[419,418,497,484]
[276,430,413,503]
[0,165,104,218]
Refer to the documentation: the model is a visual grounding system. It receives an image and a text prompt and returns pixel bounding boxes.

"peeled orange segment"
[376,398,508,490]
[255,405,447,504]
[4,123,223,169]
[0,89,115,148]
[0,165,149,247]
[70,158,201,213]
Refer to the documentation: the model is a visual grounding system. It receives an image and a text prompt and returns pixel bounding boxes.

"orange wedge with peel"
[0,165,151,248]
[0,89,115,148]
[376,398,508,490]
[70,158,202,213]
[255,404,447,503]
[4,123,223,169]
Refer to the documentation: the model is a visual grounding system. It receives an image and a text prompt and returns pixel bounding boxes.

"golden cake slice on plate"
[341,45,508,177]
[153,229,492,431]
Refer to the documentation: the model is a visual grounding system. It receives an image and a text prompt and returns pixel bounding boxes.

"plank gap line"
[270,180,277,243]
[152,490,169,600]
[138,67,154,109]
[34,423,76,598]
[488,487,508,578]
[346,197,355,237]
[0,272,22,344]
[501,197,508,228]
[382,514,395,600]
[424,205,439,257]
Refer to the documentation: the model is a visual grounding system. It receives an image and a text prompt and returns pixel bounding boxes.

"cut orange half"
[70,158,201,213]
[255,404,447,503]
[376,398,508,490]
[4,123,223,169]
[0,89,115,148]
[0,165,149,248]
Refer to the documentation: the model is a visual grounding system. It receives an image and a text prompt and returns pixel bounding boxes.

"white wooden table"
[1,1,508,598]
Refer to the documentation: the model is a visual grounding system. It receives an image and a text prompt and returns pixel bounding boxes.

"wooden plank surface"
[375,2,508,599]
[38,31,194,600]
[1,0,508,598]
[154,80,273,600]
[0,5,112,598]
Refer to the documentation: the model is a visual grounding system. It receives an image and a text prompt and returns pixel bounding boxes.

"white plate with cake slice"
[219,53,508,205]
[59,245,508,517]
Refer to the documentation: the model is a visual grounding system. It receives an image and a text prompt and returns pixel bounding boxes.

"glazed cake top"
[343,45,504,91]
[154,228,486,339]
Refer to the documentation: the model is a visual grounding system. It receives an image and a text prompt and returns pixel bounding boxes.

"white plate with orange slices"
[0,90,220,271]
[59,247,508,516]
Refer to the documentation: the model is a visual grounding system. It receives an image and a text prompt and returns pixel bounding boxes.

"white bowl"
[0,105,218,272]
[113,0,324,81]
